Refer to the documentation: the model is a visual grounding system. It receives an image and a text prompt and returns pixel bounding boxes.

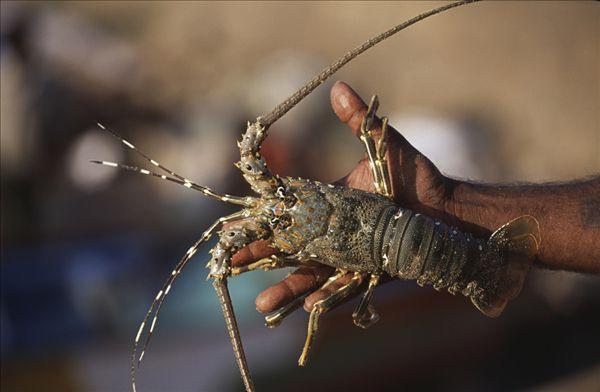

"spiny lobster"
[93,1,541,391]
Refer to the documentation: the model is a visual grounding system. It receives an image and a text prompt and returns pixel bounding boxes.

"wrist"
[441,176,600,273]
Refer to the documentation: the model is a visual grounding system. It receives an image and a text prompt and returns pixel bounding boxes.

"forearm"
[445,176,600,273]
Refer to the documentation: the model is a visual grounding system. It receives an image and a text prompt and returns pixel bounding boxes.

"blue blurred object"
[1,234,148,357]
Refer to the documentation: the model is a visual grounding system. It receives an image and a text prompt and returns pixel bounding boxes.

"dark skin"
[231,81,600,315]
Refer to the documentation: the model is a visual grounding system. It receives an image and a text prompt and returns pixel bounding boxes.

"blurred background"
[1,1,599,391]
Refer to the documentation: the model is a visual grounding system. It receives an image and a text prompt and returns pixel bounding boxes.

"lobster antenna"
[98,123,189,182]
[90,160,253,206]
[95,123,253,206]
[130,207,246,392]
[259,0,480,128]
[131,242,199,392]
[213,279,255,392]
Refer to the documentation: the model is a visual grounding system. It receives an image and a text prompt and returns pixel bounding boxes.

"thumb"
[330,81,372,138]
[330,80,414,151]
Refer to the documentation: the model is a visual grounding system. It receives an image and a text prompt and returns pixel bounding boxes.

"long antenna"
[259,0,480,128]
[91,160,253,206]
[213,279,255,392]
[93,124,255,207]
[130,210,244,392]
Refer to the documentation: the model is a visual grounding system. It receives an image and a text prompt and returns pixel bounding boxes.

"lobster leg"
[375,116,392,196]
[359,95,392,198]
[265,294,308,328]
[298,271,364,366]
[264,268,347,328]
[352,273,381,329]
[231,255,313,328]
[230,255,296,276]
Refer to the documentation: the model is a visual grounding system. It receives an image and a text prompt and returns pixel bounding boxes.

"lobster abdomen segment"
[372,206,539,317]
[373,207,483,289]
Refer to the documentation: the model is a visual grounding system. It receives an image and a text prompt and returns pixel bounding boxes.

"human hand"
[232,81,454,315]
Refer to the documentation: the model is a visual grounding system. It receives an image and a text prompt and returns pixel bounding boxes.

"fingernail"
[255,295,269,313]
[335,91,351,110]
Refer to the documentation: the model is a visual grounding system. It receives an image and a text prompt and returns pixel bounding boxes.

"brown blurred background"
[1,1,599,392]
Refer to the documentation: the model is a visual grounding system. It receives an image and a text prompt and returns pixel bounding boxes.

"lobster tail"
[470,216,541,317]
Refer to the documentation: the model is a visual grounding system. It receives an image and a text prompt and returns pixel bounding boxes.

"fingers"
[303,272,358,312]
[231,240,276,267]
[255,266,333,313]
